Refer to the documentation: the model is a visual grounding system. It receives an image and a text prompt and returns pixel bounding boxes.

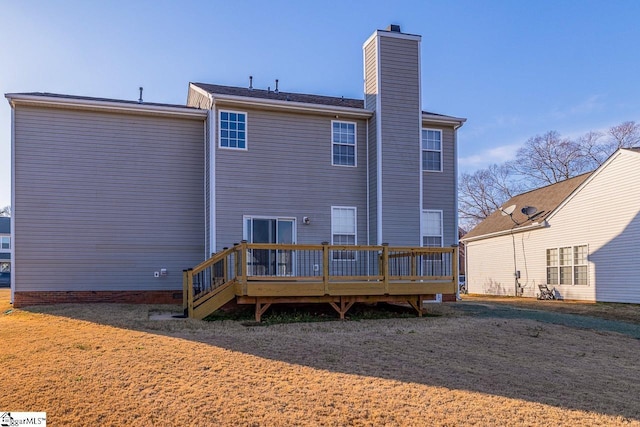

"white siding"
[466,150,640,302]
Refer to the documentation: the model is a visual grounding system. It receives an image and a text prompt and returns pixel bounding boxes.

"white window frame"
[331,206,357,261]
[422,128,442,172]
[218,110,248,150]
[0,236,10,250]
[546,245,589,286]
[421,210,443,247]
[331,120,357,167]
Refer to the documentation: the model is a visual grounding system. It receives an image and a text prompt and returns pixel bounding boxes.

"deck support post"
[329,297,355,320]
[255,298,272,322]
[407,296,423,317]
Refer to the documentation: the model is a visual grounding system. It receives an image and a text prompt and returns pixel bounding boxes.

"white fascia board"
[210,94,373,119]
[460,221,547,243]
[5,94,208,120]
[422,113,467,128]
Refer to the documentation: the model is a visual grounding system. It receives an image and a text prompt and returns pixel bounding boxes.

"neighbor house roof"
[462,173,591,241]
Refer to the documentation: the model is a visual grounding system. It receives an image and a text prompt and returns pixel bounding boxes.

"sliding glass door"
[244,217,295,276]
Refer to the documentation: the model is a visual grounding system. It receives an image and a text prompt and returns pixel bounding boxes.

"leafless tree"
[458,164,522,230]
[0,206,10,217]
[459,121,639,232]
[509,131,590,186]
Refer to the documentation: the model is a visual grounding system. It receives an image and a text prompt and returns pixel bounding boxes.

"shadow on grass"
[21,297,640,422]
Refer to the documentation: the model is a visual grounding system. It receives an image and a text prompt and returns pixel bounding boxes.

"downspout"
[365,118,370,246]
[454,122,460,300]
[10,106,15,304]
[208,94,216,255]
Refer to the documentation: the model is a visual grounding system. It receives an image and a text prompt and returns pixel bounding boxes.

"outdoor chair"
[537,284,556,300]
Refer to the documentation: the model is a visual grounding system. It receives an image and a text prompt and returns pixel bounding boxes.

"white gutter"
[460,221,547,244]
[5,94,208,119]
[422,113,467,127]
[210,93,374,119]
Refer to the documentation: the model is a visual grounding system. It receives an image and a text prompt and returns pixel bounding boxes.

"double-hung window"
[421,210,443,247]
[421,210,444,275]
[331,207,356,260]
[422,129,442,172]
[332,121,356,166]
[219,110,247,149]
[0,236,9,250]
[546,245,588,285]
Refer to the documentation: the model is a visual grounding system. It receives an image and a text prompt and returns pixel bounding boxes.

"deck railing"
[184,241,457,318]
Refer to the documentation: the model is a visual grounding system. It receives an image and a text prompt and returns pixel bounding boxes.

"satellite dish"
[521,206,538,217]
[500,204,516,216]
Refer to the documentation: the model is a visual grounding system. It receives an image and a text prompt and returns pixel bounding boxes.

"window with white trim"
[331,207,356,260]
[0,236,9,250]
[0,262,9,272]
[546,245,588,285]
[332,121,356,166]
[422,129,442,172]
[219,110,247,149]
[421,210,444,276]
[421,210,443,247]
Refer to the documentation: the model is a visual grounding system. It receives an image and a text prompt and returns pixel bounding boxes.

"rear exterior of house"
[6,25,464,307]
[463,148,640,303]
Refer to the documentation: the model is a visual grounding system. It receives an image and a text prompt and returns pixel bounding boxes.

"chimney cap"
[386,24,401,33]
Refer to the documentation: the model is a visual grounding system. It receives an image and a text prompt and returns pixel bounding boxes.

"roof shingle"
[463,173,591,240]
[192,83,365,109]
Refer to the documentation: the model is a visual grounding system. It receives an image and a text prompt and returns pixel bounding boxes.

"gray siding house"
[6,25,464,306]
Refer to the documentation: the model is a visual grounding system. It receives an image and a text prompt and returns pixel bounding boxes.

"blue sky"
[2,0,640,208]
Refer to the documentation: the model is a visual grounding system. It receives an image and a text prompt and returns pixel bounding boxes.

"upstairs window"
[219,111,247,149]
[332,121,356,166]
[422,129,442,172]
[0,236,9,250]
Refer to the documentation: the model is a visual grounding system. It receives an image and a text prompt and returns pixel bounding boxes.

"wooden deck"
[183,242,458,321]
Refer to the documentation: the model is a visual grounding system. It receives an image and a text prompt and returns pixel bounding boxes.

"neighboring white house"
[462,148,640,303]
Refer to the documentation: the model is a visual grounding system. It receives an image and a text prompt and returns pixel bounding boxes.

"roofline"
[422,112,466,128]
[207,92,374,119]
[544,148,631,223]
[5,93,208,119]
[461,221,547,243]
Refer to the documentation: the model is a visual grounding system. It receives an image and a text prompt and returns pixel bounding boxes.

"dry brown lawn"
[1,288,639,426]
